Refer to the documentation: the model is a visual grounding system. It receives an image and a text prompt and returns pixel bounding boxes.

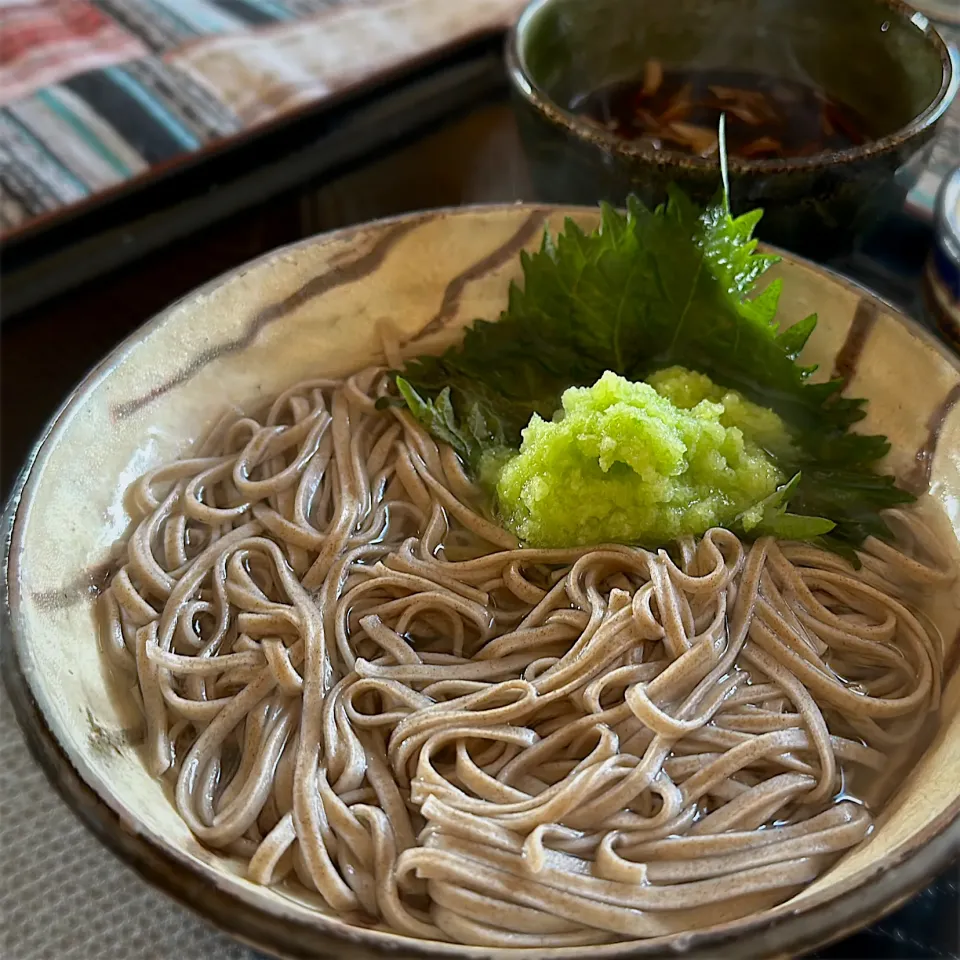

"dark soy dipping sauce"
[570,63,876,160]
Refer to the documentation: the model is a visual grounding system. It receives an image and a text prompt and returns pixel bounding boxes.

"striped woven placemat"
[2,3,957,240]
[0,0,526,238]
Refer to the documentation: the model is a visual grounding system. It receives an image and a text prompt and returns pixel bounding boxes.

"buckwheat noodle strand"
[100,370,951,945]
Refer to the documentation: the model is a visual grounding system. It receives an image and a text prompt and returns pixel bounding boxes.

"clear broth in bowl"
[570,63,876,160]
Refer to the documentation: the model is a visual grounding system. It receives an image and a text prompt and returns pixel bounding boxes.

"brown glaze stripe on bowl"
[3,206,960,960]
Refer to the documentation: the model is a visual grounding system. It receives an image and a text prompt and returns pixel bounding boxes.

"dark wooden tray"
[0,33,508,319]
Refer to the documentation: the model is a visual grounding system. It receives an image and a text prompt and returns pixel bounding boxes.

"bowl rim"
[3,203,960,960]
[506,0,959,173]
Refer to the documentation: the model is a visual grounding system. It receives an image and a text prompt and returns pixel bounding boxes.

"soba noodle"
[100,368,953,946]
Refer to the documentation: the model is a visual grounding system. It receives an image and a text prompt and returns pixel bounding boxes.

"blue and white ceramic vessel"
[926,165,960,348]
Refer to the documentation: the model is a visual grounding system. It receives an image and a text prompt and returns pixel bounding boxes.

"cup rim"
[506,0,958,173]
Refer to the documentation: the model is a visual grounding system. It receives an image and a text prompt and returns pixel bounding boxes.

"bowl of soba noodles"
[3,196,960,960]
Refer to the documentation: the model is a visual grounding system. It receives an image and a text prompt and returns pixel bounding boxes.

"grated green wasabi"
[493,367,791,547]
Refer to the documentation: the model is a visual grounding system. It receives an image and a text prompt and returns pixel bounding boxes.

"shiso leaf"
[393,187,912,551]
[737,473,836,540]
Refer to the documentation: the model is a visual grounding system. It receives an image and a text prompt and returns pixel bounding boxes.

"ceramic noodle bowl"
[3,206,960,960]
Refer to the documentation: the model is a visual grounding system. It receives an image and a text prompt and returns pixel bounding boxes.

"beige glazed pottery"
[3,205,960,960]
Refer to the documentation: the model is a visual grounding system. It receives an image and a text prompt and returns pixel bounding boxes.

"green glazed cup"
[507,0,957,257]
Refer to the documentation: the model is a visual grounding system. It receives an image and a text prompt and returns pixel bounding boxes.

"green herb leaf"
[395,189,911,549]
[737,473,836,541]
